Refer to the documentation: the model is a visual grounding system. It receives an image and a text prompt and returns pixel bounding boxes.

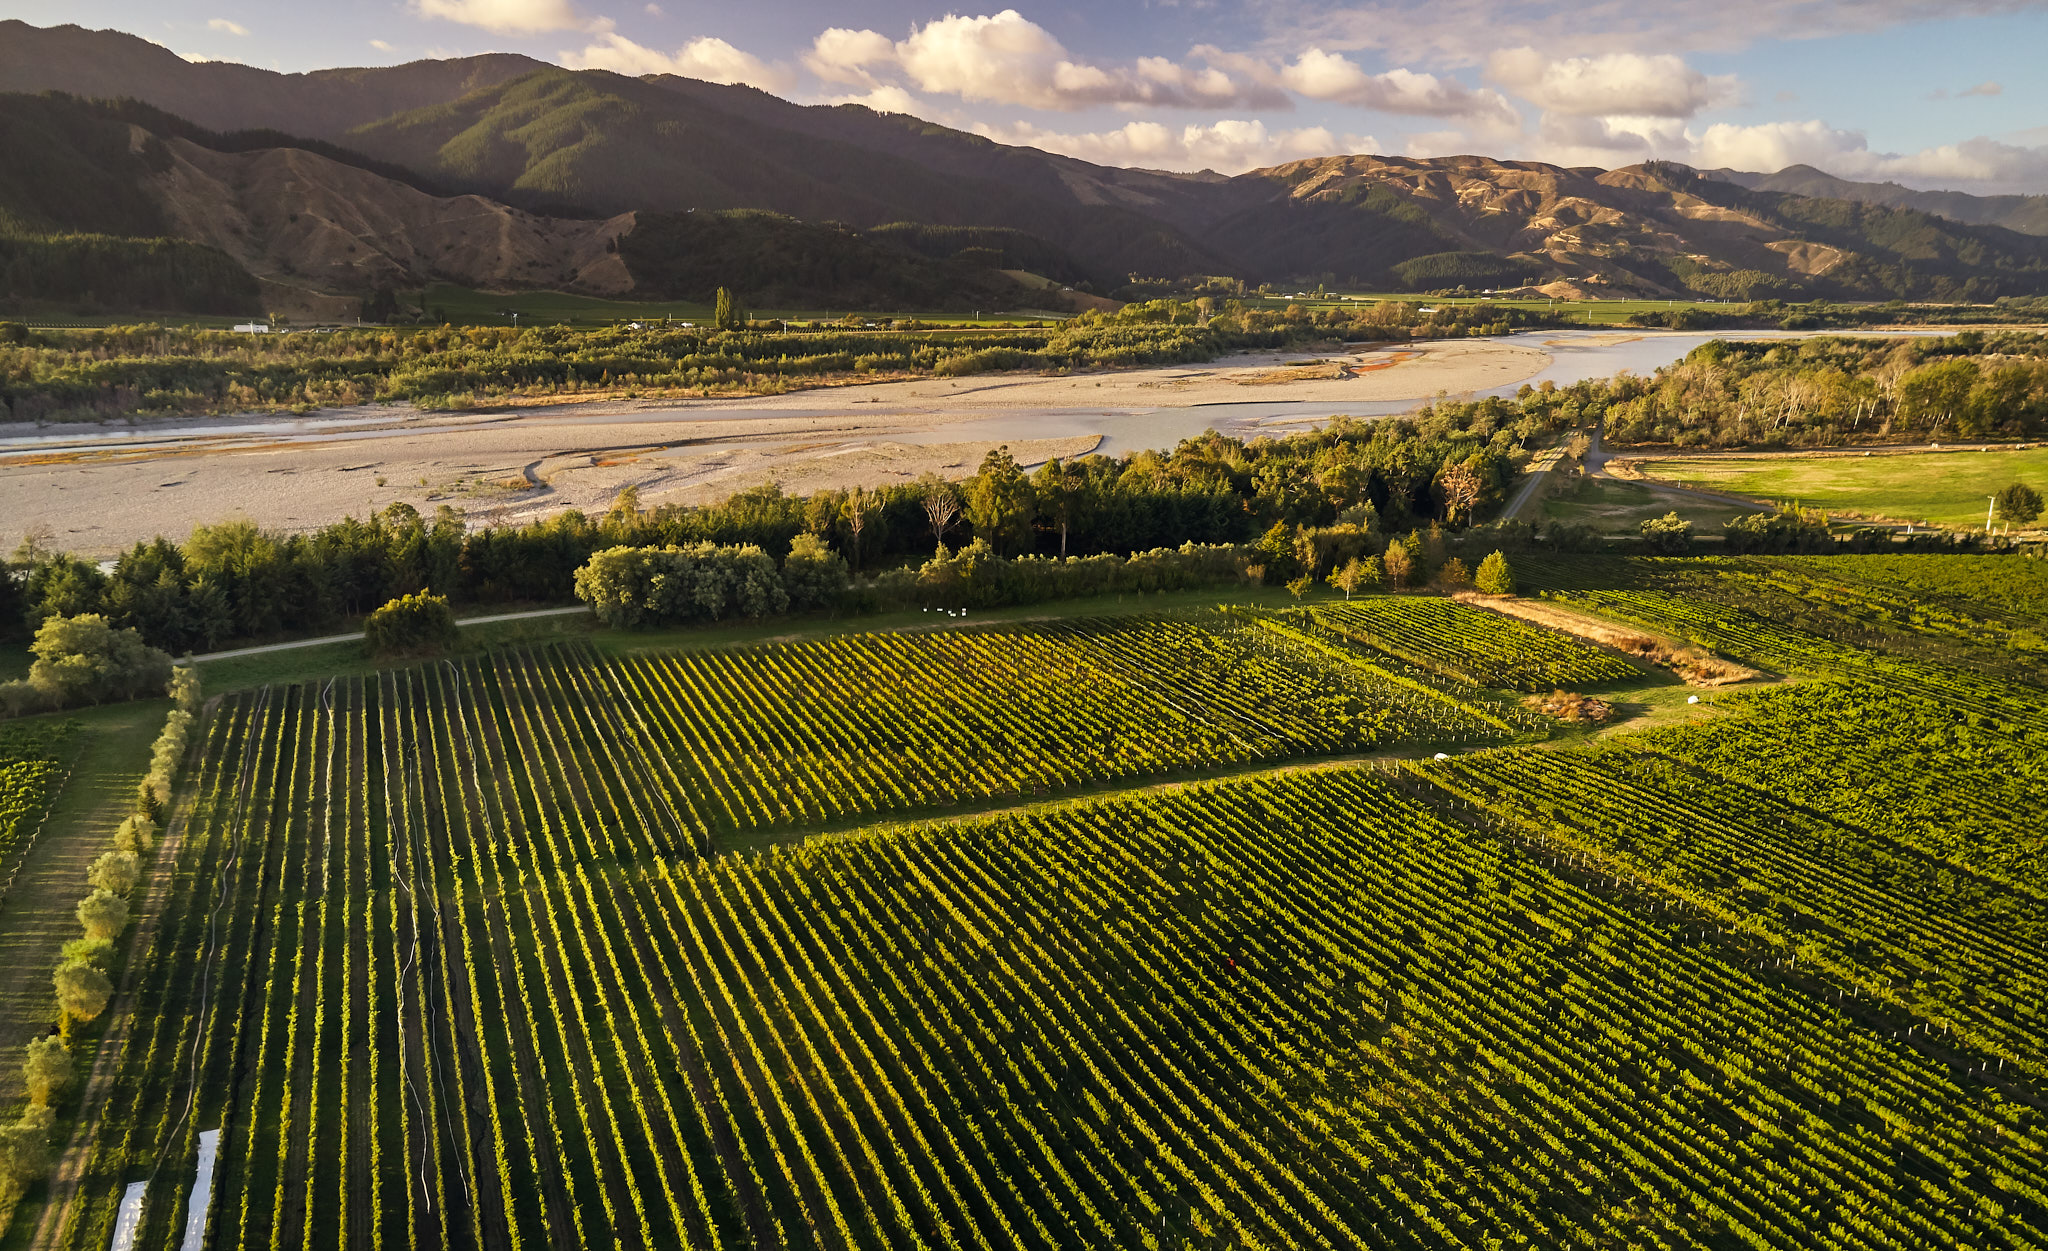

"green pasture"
[1541,475,1752,532]
[1640,446,2048,528]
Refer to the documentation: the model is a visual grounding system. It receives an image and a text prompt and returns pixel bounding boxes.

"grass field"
[1639,446,2048,528]
[1540,475,1752,531]
[21,557,2048,1251]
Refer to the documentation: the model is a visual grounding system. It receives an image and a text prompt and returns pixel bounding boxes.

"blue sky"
[8,0,2048,189]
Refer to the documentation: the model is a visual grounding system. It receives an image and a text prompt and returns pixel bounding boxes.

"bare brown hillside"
[1225,155,1819,296]
[146,134,634,310]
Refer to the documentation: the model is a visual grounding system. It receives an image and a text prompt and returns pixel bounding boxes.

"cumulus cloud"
[562,33,796,92]
[979,118,1369,173]
[804,26,898,86]
[804,11,1285,111]
[1960,80,2004,97]
[1687,119,2039,186]
[1524,111,1691,166]
[1256,0,2046,66]
[1488,48,1736,118]
[1691,119,2048,189]
[1280,48,1517,125]
[828,84,920,114]
[412,0,588,35]
[207,18,249,36]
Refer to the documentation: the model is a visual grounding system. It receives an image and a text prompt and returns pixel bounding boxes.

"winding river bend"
[0,328,1941,555]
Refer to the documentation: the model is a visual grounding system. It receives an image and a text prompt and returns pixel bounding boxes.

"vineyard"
[38,575,2048,1250]
[0,721,77,873]
[1304,599,1642,691]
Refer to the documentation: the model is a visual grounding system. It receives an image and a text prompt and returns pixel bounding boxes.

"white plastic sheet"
[179,1130,221,1251]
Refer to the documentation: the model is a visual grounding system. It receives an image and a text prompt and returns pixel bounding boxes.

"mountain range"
[3,19,2047,318]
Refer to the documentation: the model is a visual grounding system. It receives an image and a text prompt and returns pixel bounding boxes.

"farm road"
[185,605,589,663]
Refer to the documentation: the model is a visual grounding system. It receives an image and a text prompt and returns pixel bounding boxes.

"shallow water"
[0,327,1941,458]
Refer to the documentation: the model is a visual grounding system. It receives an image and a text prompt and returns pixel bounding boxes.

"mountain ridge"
[2,20,2047,312]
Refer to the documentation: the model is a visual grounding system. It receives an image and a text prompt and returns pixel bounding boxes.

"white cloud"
[1525,111,1691,166]
[1254,0,2047,66]
[1691,119,2048,190]
[644,3,662,13]
[978,118,1369,173]
[1280,48,1517,125]
[412,0,588,36]
[369,39,395,52]
[1488,48,1737,118]
[804,27,898,86]
[828,84,920,114]
[1960,80,2004,97]
[561,32,796,92]
[806,11,1285,112]
[207,17,249,36]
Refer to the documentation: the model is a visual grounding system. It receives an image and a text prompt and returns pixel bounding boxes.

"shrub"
[1474,550,1515,595]
[1639,512,1694,555]
[1724,509,1834,554]
[113,814,157,856]
[89,850,140,896]
[1994,481,2043,527]
[1436,557,1472,590]
[780,533,851,611]
[363,591,459,657]
[53,961,112,1024]
[0,614,171,714]
[22,1037,72,1106]
[0,1104,54,1187]
[60,936,116,969]
[1523,689,1615,723]
[76,889,129,941]
[575,544,789,628]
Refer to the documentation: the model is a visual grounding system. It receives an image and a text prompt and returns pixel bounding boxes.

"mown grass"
[1541,476,1751,532]
[1641,446,2048,528]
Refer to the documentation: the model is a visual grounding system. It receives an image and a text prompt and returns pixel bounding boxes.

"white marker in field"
[180,1130,222,1251]
[108,1181,147,1251]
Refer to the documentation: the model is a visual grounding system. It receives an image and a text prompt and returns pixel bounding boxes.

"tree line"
[1,387,1556,652]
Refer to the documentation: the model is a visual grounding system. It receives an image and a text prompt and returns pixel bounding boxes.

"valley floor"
[0,339,1548,556]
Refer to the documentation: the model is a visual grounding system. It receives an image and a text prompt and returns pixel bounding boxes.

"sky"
[9,0,2048,191]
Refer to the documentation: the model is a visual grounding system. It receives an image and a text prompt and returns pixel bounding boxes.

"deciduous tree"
[1994,481,2043,526]
[1474,550,1515,595]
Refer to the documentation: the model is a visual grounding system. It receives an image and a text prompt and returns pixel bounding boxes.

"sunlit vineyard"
[1306,598,1641,690]
[0,721,74,867]
[51,577,2048,1251]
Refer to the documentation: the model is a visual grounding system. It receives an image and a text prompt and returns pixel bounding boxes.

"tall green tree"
[966,447,1037,556]
[1030,458,1087,558]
